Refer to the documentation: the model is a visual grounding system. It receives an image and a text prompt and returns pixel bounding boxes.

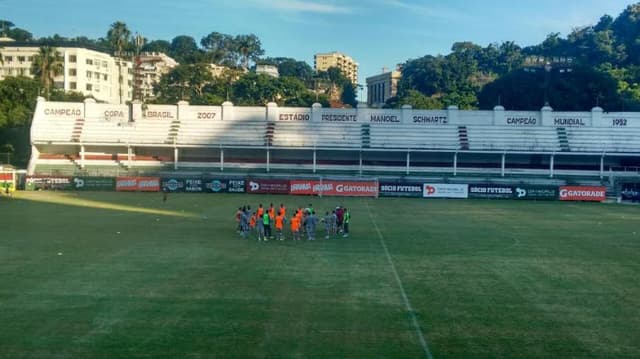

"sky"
[0,0,635,86]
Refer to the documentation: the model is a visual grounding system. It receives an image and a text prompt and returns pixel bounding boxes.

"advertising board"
[246,179,290,194]
[559,186,606,202]
[423,184,469,198]
[468,184,514,199]
[116,177,160,192]
[512,186,558,200]
[378,182,423,197]
[72,177,115,191]
[25,176,72,190]
[289,180,378,197]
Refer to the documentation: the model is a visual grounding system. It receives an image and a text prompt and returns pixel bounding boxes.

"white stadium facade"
[28,97,640,196]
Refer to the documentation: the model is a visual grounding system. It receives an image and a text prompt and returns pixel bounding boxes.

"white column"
[600,155,605,179]
[313,149,317,173]
[80,145,85,169]
[406,151,410,175]
[453,152,458,176]
[220,148,224,171]
[501,153,506,177]
[359,151,363,175]
[550,154,555,178]
[127,146,132,168]
[266,149,270,172]
[174,147,179,170]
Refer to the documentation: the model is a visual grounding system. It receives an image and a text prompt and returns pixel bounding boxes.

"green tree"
[153,63,214,103]
[234,34,264,69]
[107,21,131,56]
[341,82,357,108]
[169,35,203,64]
[142,40,171,54]
[31,46,63,99]
[200,32,238,66]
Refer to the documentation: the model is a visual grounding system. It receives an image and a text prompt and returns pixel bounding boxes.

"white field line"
[366,202,434,359]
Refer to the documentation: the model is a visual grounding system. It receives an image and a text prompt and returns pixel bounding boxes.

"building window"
[17,56,26,63]
[69,68,77,76]
[69,55,77,63]
[86,84,93,91]
[103,74,108,81]
[70,82,77,90]
[4,56,12,62]
[86,59,93,65]
[86,71,92,79]
[103,61,108,68]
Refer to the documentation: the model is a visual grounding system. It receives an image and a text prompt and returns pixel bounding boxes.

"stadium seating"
[466,126,561,152]
[177,118,267,146]
[566,127,640,153]
[369,125,460,150]
[272,122,362,148]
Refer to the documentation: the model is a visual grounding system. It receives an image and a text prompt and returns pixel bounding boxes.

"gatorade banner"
[423,184,468,198]
[513,186,558,200]
[116,177,160,192]
[468,184,514,199]
[378,182,423,197]
[289,180,378,197]
[246,179,290,194]
[559,186,606,202]
[72,177,115,191]
[25,176,72,190]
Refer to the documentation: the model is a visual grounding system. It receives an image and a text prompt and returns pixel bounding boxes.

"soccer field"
[1,191,640,358]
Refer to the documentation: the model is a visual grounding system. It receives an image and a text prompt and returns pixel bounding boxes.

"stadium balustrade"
[271,122,362,148]
[565,127,640,153]
[466,126,561,152]
[369,125,460,150]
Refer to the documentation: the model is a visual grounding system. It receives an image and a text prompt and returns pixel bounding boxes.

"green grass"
[1,191,640,358]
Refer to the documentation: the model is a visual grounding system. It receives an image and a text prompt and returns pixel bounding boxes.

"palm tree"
[31,46,63,99]
[234,34,264,70]
[107,21,131,56]
[107,21,131,104]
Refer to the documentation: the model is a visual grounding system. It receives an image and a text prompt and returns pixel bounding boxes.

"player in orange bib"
[249,213,257,232]
[275,213,286,240]
[279,203,286,217]
[257,204,264,218]
[290,211,301,241]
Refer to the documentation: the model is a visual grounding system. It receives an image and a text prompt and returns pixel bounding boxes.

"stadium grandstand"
[29,98,640,190]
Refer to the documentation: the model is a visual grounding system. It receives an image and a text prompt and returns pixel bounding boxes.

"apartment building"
[314,51,359,85]
[0,43,133,104]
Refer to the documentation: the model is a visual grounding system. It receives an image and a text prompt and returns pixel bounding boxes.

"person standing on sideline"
[162,186,169,203]
[279,203,286,217]
[290,211,301,241]
[323,211,333,239]
[257,204,264,218]
[342,208,351,237]
[336,206,344,234]
[235,207,243,233]
[306,211,317,240]
[240,206,250,238]
[263,211,272,241]
[330,210,338,238]
[256,212,265,241]
[275,212,286,240]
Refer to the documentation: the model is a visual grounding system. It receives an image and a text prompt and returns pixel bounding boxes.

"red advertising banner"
[559,186,606,202]
[289,180,378,197]
[116,177,160,192]
[246,179,290,194]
